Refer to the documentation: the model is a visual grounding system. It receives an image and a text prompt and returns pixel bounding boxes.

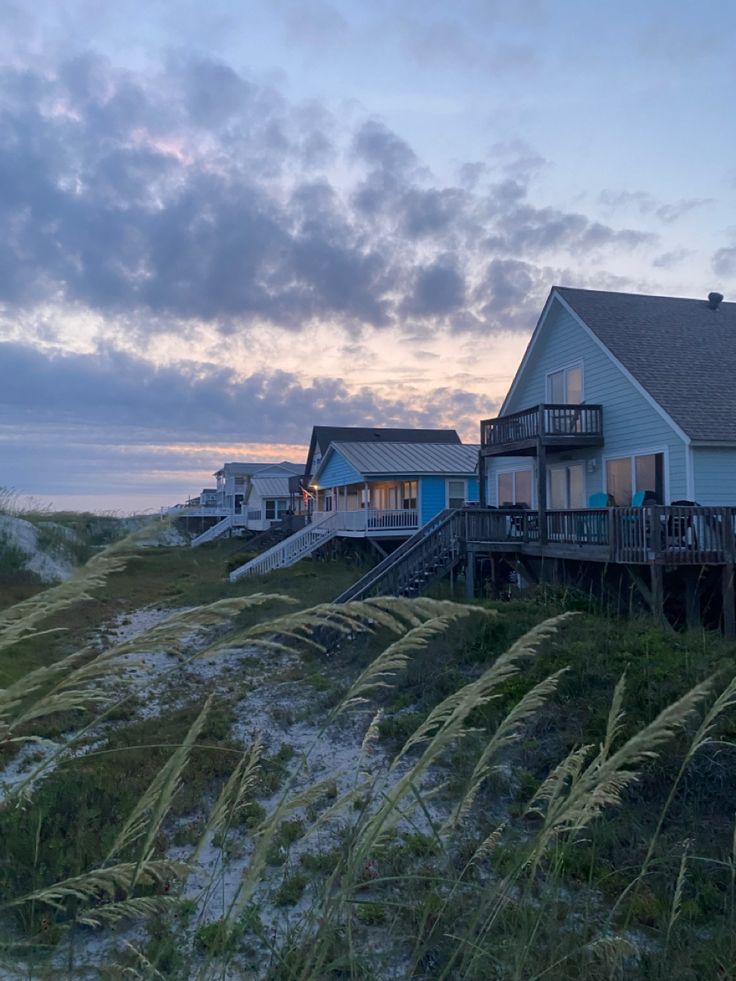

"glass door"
[548,463,585,509]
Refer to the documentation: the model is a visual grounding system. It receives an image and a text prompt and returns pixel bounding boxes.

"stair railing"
[228,511,340,581]
[335,509,463,603]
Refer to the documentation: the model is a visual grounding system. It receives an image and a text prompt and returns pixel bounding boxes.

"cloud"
[653,248,693,269]
[712,242,736,279]
[0,341,486,447]
[0,49,662,340]
[599,189,711,224]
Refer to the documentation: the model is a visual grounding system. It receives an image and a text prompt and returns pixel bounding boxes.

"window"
[265,499,289,520]
[497,469,532,507]
[447,480,466,509]
[548,464,585,509]
[402,481,418,509]
[606,452,664,505]
[635,454,664,502]
[547,364,583,404]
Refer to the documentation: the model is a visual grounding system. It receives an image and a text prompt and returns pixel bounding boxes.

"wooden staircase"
[335,509,464,603]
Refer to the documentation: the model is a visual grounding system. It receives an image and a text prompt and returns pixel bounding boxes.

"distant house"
[481,287,736,510]
[184,460,303,544]
[211,461,302,527]
[311,440,479,532]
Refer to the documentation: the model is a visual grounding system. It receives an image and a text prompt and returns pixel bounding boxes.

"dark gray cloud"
[402,256,467,319]
[0,50,659,337]
[0,341,486,448]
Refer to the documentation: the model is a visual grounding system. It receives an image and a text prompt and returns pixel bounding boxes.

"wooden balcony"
[480,403,604,456]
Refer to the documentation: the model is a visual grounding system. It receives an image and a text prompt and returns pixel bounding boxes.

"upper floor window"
[547,364,583,404]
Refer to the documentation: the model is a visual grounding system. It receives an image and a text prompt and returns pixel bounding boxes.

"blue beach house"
[311,440,480,535]
[480,286,736,513]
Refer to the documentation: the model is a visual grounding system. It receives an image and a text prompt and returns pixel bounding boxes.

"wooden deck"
[461,506,736,565]
[337,505,736,636]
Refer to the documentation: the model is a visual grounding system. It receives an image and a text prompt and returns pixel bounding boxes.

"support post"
[465,547,476,599]
[723,564,735,640]
[685,571,701,629]
[651,564,664,625]
[537,404,547,545]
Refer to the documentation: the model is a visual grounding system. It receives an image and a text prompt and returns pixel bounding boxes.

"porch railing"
[311,508,419,532]
[481,403,603,450]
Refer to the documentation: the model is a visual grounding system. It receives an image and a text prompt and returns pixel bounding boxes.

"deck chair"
[588,492,613,508]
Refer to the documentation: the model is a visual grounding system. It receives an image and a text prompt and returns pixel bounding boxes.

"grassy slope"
[2,533,736,977]
[0,537,368,942]
[0,536,366,687]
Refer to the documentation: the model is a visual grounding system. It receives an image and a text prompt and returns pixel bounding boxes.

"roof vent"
[708,291,724,310]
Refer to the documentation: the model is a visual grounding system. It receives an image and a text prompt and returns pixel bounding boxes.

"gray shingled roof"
[316,441,479,482]
[556,287,736,442]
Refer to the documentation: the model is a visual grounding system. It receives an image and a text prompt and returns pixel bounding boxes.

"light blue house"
[481,286,736,511]
[312,440,480,534]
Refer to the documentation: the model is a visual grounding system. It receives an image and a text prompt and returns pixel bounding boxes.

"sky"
[1,0,734,513]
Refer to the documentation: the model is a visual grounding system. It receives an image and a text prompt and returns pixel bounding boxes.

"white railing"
[191,514,234,547]
[166,505,227,518]
[229,512,341,580]
[310,508,418,532]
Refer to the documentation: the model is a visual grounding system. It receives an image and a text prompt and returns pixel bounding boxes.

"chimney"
[707,291,724,310]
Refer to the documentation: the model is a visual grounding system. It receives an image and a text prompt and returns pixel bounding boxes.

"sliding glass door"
[548,463,585,509]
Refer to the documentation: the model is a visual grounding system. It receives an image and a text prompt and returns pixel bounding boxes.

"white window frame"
[446,479,467,509]
[602,446,670,505]
[545,360,584,403]
[495,465,535,508]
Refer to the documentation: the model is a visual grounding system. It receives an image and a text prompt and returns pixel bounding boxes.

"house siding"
[316,450,364,489]
[467,477,479,502]
[420,477,446,524]
[487,298,689,505]
[692,447,736,505]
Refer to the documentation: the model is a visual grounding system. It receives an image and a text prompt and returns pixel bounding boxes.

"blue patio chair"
[588,492,613,508]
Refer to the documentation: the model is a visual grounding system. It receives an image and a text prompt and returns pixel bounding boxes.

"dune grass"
[1,532,736,978]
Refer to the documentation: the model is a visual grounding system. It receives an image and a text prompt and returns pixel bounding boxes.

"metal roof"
[214,461,303,476]
[250,475,292,498]
[303,426,460,480]
[316,441,479,482]
[556,287,736,442]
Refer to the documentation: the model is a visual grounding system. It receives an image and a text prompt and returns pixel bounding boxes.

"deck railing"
[480,403,603,450]
[460,506,736,564]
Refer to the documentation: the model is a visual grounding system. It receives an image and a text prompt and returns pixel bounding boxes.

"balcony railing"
[481,403,603,452]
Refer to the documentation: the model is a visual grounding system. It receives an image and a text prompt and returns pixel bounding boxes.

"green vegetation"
[1,530,735,979]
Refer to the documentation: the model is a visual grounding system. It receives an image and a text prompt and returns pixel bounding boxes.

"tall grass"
[1,534,735,978]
